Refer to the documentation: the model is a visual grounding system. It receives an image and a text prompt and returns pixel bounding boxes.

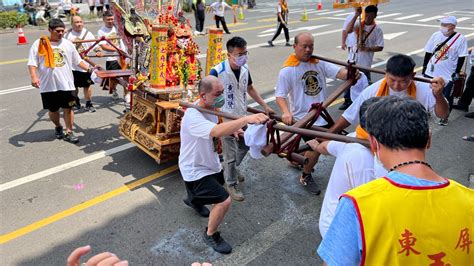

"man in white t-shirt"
[65,15,96,112]
[210,0,232,34]
[422,15,468,126]
[329,54,449,135]
[345,5,384,85]
[306,97,386,238]
[179,75,268,254]
[28,19,95,144]
[97,10,129,103]
[210,36,275,201]
[275,32,356,195]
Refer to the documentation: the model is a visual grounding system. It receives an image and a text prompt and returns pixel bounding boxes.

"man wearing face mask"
[329,54,449,137]
[209,36,275,201]
[275,32,356,195]
[317,96,473,265]
[179,76,268,254]
[423,16,468,126]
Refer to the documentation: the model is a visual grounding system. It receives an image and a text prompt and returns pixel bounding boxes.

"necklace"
[389,160,432,172]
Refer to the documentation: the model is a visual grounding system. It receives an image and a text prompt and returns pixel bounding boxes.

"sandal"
[462,135,474,142]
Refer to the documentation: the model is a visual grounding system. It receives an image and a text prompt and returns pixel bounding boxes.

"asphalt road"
[1,0,473,265]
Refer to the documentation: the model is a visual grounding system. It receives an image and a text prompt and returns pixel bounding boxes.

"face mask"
[212,94,225,108]
[373,139,388,173]
[234,55,248,67]
[440,26,450,35]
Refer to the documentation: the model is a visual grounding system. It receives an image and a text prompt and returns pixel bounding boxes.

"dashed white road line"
[394,14,423,21]
[376,13,402,19]
[0,143,136,192]
[417,15,444,22]
[457,17,471,22]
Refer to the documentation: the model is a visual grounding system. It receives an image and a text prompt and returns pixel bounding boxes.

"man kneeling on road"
[179,76,268,254]
[28,18,98,144]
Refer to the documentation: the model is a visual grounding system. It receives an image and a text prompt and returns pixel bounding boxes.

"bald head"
[199,75,219,94]
[294,32,314,45]
[293,32,314,62]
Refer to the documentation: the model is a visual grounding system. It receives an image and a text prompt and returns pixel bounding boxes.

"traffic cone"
[317,0,323,10]
[17,25,28,45]
[238,7,244,20]
[301,7,308,22]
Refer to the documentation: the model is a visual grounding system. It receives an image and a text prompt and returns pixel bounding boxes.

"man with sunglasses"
[28,19,96,144]
[210,36,275,201]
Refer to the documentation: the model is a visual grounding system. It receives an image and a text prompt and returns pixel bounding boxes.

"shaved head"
[199,75,219,94]
[294,32,314,45]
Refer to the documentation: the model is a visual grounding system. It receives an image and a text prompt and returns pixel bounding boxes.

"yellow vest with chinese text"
[343,177,474,266]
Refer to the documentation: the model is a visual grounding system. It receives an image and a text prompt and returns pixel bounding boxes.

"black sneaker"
[63,132,79,144]
[267,40,274,47]
[85,102,96,113]
[54,126,64,139]
[300,173,321,195]
[183,198,210,217]
[285,42,292,46]
[339,99,352,110]
[438,118,448,126]
[203,228,232,254]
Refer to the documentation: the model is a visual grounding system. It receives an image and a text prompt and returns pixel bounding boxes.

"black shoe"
[63,132,79,144]
[339,99,352,110]
[183,198,210,217]
[225,31,231,34]
[203,228,232,254]
[300,173,321,195]
[452,104,469,112]
[85,102,96,113]
[54,126,64,139]
[465,112,474,118]
[285,42,292,46]
[267,40,274,47]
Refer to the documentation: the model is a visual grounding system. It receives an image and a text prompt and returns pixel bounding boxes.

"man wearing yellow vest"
[275,32,356,195]
[329,54,449,135]
[318,95,474,265]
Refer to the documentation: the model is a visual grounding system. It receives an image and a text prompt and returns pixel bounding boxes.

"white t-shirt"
[355,22,384,67]
[275,61,340,125]
[178,106,222,182]
[342,79,439,125]
[27,39,83,93]
[95,0,103,7]
[97,26,125,62]
[319,141,381,238]
[349,72,369,101]
[343,14,357,47]
[424,31,468,82]
[210,2,231,17]
[65,28,95,72]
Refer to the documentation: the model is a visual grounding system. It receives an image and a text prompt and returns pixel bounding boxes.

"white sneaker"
[199,31,206,35]
[112,91,119,100]
[194,30,200,36]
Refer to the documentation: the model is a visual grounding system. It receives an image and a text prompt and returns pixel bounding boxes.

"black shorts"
[41,90,76,112]
[72,70,93,88]
[106,60,122,70]
[184,171,229,206]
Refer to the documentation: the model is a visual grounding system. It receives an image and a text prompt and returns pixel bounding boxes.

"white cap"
[438,15,457,25]
[244,124,267,160]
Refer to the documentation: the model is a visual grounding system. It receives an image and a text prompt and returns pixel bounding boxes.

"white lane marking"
[314,10,346,15]
[417,15,444,22]
[394,14,423,20]
[457,17,471,22]
[0,87,35,95]
[0,143,136,192]
[323,16,474,30]
[384,31,407,40]
[305,9,329,14]
[334,12,354,17]
[248,8,275,13]
[376,13,401,19]
[445,10,474,15]
[257,24,330,37]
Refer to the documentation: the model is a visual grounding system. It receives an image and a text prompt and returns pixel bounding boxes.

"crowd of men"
[25,4,473,264]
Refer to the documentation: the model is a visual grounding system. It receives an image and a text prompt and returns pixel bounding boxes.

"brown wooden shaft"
[311,54,432,83]
[274,123,370,148]
[179,102,242,120]
[322,79,354,108]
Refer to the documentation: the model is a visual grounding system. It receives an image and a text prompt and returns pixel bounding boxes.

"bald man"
[275,32,355,195]
[179,76,268,254]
